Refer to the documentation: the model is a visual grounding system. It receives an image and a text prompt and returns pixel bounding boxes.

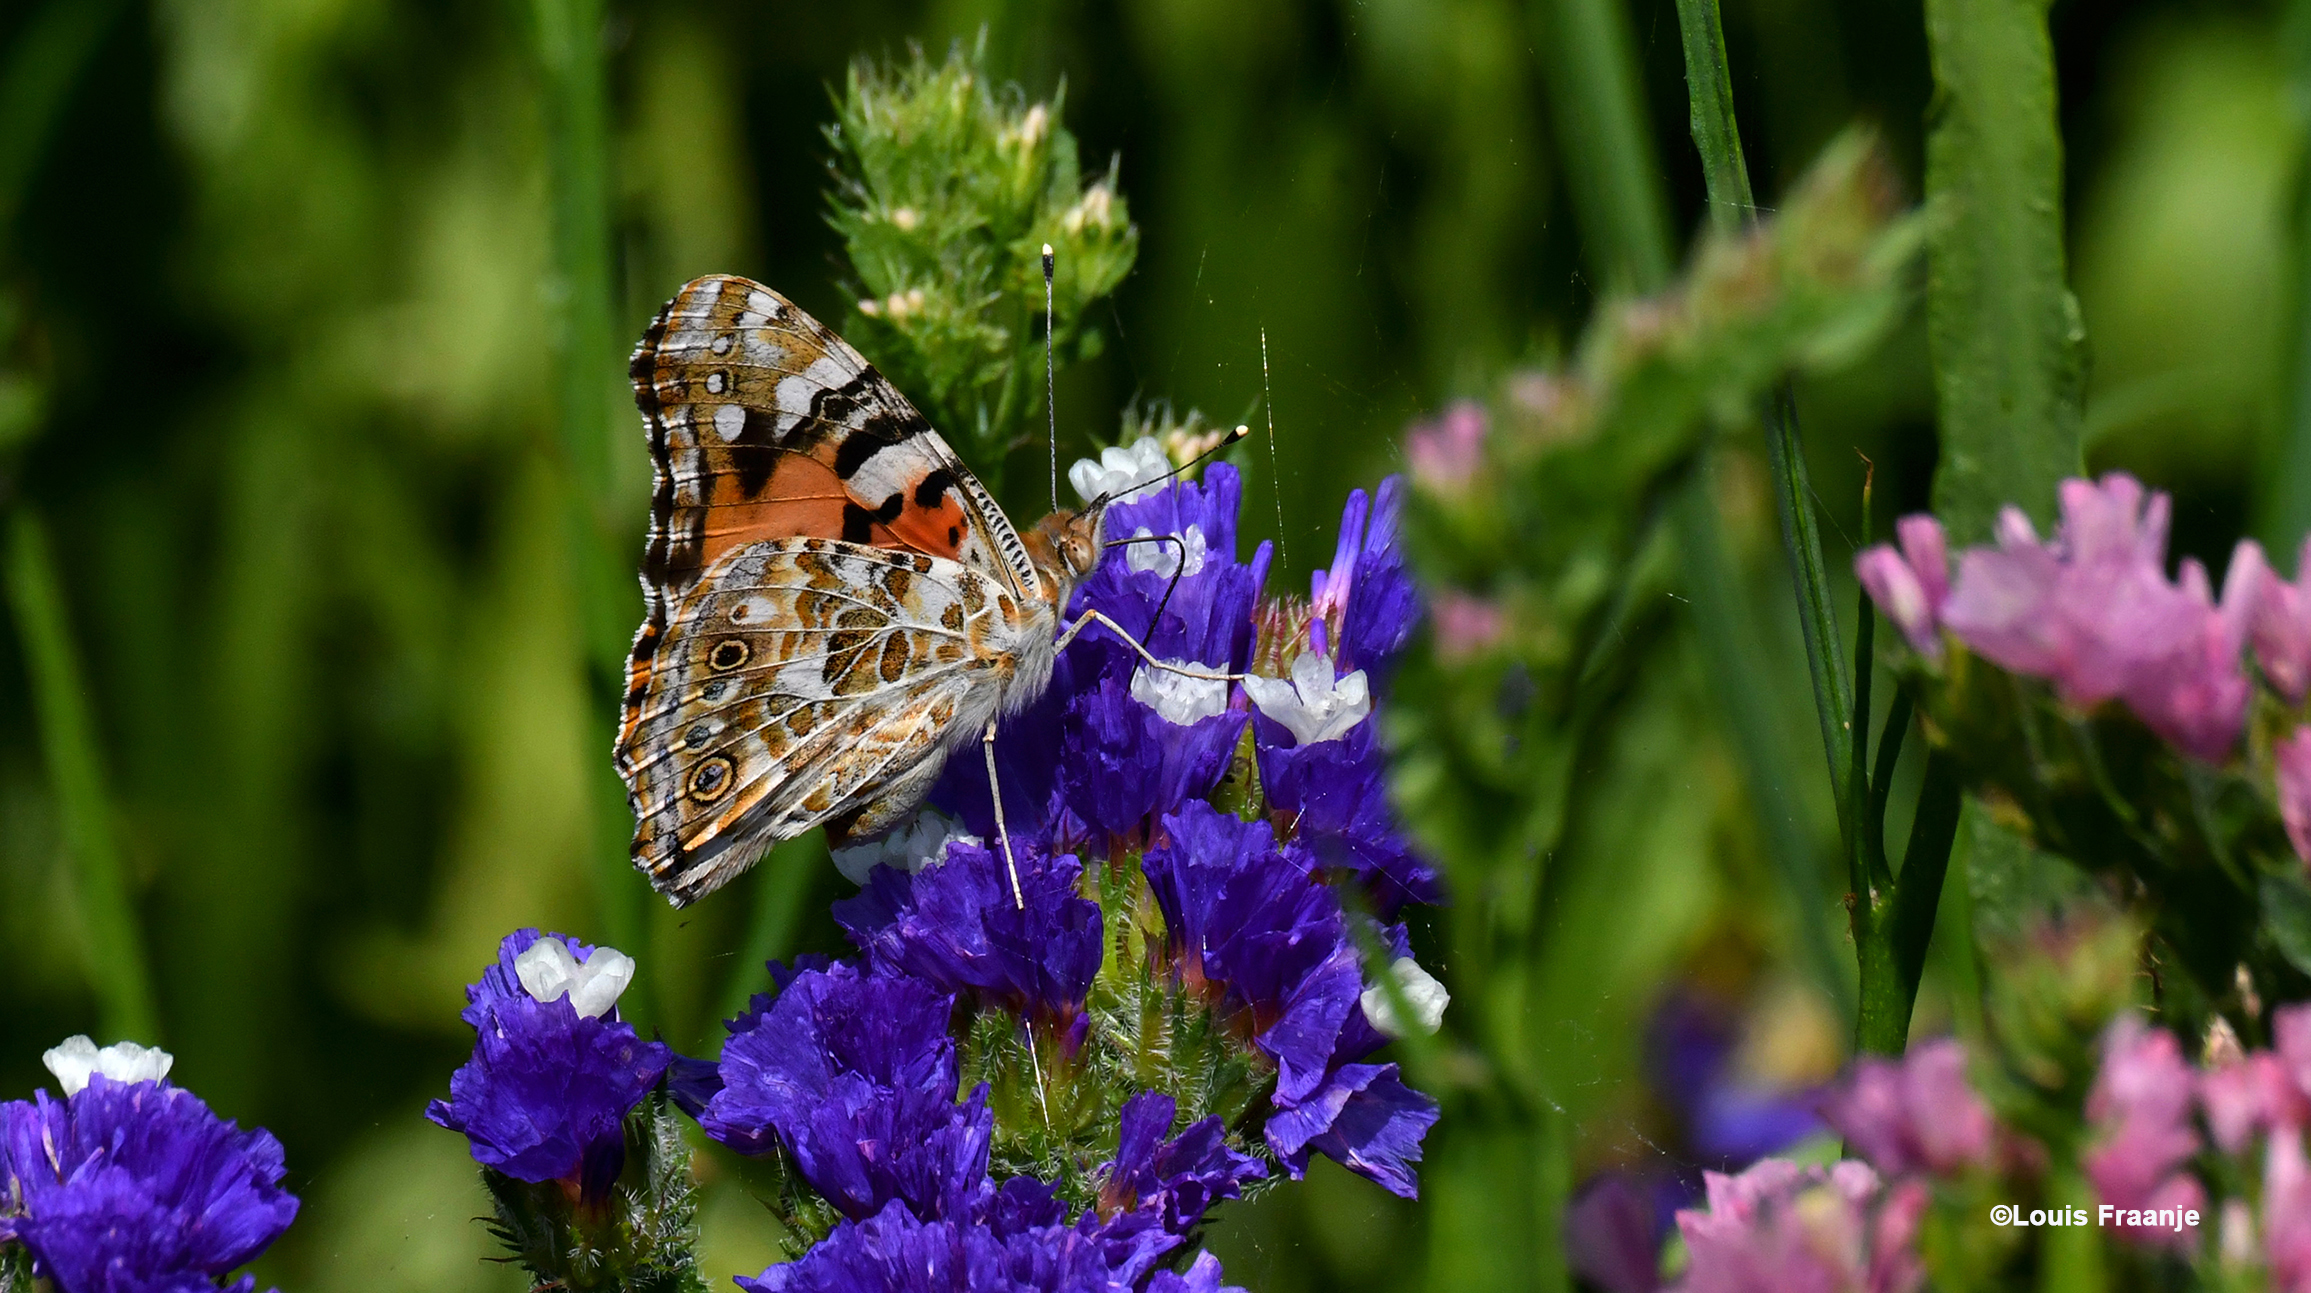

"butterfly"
[616,275,1215,906]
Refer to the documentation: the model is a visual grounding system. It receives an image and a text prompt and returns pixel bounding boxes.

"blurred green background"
[0,0,2297,1287]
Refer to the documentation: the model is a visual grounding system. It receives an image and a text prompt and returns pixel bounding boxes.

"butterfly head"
[1025,504,1108,602]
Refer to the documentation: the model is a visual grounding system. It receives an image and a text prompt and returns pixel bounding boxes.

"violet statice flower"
[1143,801,1439,1196]
[1094,1093,1267,1237]
[2082,1015,2208,1252]
[1671,1158,1927,1293]
[1,1042,298,1293]
[2257,536,2311,702]
[1310,476,1420,686]
[1820,1038,1995,1178]
[1853,515,1951,659]
[1647,992,1823,1166]
[835,840,1102,1026]
[736,1196,1243,1293]
[700,961,992,1224]
[2280,728,2311,866]
[1404,400,1487,494]
[426,931,670,1196]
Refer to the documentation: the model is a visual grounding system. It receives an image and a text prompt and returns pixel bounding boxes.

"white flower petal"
[1360,957,1449,1038]
[1068,437,1172,505]
[1125,525,1207,577]
[43,1035,173,1097]
[1245,651,1371,745]
[515,937,582,1005]
[567,947,638,1020]
[1131,662,1231,725]
[830,808,981,884]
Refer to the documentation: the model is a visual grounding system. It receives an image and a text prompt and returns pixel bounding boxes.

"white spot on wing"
[776,374,814,411]
[710,334,734,355]
[713,404,746,441]
[706,372,725,394]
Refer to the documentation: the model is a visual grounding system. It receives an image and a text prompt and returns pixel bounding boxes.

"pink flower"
[1819,1038,1995,1178]
[2201,1050,2308,1154]
[1933,474,2258,761]
[1853,516,1951,659]
[2120,545,2261,762]
[2083,1015,2208,1252]
[1672,1158,1924,1293]
[2281,729,2311,865]
[1430,592,1505,662]
[1404,401,1487,493]
[2268,1127,2311,1292]
[2256,536,2311,702]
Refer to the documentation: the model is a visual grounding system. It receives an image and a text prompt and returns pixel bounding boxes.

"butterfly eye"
[689,756,735,802]
[709,639,751,671]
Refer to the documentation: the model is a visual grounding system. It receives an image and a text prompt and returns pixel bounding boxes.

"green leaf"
[1922,0,2087,543]
[2263,870,2311,978]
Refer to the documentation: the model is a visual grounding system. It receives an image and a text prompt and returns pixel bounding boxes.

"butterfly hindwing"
[618,536,1011,904]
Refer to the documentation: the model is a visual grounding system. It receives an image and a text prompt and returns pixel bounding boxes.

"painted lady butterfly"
[615,275,1223,905]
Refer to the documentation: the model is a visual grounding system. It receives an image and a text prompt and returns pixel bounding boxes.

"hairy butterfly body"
[618,275,1104,905]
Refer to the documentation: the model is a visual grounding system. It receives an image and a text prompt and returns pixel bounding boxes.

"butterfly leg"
[1053,609,1246,684]
[983,720,1026,909]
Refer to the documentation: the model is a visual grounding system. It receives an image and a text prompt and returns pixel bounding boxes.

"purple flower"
[2281,728,2311,865]
[1261,1062,1438,1199]
[1671,1158,1926,1293]
[1646,993,1822,1166]
[835,840,1102,1024]
[1819,1038,1995,1178]
[1854,515,1950,659]
[2082,1015,2208,1252]
[1142,802,1362,1106]
[1405,401,1488,494]
[2,1072,298,1293]
[1252,710,1442,917]
[1054,675,1247,844]
[1310,477,1420,686]
[1094,1093,1267,1236]
[426,931,670,1194]
[735,1194,1226,1293]
[700,962,990,1223]
[2256,536,2311,702]
[1565,1174,1668,1293]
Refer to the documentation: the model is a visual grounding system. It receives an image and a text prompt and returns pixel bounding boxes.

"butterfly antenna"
[1262,327,1285,573]
[1092,424,1250,512]
[1044,243,1058,514]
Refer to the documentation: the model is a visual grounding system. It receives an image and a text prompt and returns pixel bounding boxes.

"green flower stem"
[1674,0,1852,822]
[5,509,158,1043]
[2268,0,2311,549]
[529,0,646,970]
[1530,0,1673,292]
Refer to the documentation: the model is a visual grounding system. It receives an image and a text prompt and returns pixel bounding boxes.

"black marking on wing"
[841,491,906,543]
[914,468,955,509]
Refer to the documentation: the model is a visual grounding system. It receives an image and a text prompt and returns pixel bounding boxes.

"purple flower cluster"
[2083,1016,2208,1252]
[1819,1039,1996,1179]
[2,1041,298,1293]
[668,457,1439,1286]
[1856,473,2265,761]
[428,929,673,1198]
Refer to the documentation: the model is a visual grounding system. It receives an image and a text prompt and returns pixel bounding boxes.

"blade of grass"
[1530,0,1674,292]
[0,0,125,229]
[5,509,157,1042]
[1920,0,2085,542]
[528,0,645,969]
[2266,0,2311,550]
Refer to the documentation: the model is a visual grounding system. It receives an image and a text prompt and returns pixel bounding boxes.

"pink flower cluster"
[2194,1005,2311,1287]
[1854,474,2277,762]
[1671,1159,1927,1293]
[1404,401,1488,493]
[2085,1016,2208,1253]
[1819,1038,1997,1178]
